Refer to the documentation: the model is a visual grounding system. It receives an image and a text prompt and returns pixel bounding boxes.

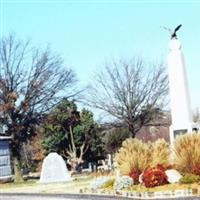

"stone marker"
[39,152,71,183]
[165,169,182,183]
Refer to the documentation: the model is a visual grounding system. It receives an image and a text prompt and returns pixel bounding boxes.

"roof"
[0,136,12,140]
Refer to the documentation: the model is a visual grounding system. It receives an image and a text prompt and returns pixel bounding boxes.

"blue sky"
[1,0,200,117]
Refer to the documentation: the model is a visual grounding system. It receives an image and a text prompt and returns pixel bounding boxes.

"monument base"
[169,123,199,144]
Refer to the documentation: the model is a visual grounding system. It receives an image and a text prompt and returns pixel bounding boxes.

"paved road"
[0,194,115,200]
[0,196,77,200]
[1,194,200,200]
[0,194,124,200]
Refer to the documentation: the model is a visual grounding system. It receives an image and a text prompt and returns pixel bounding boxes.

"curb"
[83,188,200,199]
[0,191,200,200]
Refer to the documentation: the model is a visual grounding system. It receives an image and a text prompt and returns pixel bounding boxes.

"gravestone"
[39,152,71,183]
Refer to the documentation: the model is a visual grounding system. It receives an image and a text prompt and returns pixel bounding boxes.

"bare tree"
[61,125,88,172]
[86,58,168,137]
[0,34,77,181]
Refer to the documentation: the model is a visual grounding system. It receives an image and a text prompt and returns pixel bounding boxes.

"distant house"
[100,115,170,143]
[136,124,169,142]
[136,116,170,142]
[0,136,12,181]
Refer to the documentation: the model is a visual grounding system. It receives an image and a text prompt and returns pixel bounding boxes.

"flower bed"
[85,180,200,198]
[85,134,200,198]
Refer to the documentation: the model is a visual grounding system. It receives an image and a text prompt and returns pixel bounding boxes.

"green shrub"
[90,176,113,189]
[179,174,200,184]
[102,178,115,189]
[114,176,133,190]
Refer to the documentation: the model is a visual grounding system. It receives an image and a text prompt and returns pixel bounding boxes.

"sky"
[1,0,200,118]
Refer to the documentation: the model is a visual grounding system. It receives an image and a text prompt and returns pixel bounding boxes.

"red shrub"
[142,165,168,188]
[129,169,141,184]
[156,164,166,171]
[193,164,200,176]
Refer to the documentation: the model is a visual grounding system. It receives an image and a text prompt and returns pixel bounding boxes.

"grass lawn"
[1,174,200,195]
[0,175,94,194]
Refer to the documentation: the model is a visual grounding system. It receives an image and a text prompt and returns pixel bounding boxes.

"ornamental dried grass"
[173,133,200,174]
[150,139,170,167]
[115,138,170,176]
[115,138,150,175]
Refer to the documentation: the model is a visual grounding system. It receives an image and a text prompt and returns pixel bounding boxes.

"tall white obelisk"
[167,37,195,143]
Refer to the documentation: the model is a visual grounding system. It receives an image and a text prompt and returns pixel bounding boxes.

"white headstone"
[39,152,71,183]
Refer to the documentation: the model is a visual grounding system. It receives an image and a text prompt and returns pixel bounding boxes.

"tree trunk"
[13,157,24,182]
[70,159,79,172]
[128,123,136,138]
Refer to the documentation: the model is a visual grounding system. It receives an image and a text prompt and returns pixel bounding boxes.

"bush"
[173,133,200,174]
[115,138,151,175]
[150,139,170,167]
[115,138,170,176]
[179,174,200,184]
[193,164,200,176]
[114,176,133,190]
[129,169,141,184]
[142,165,168,188]
[90,176,113,190]
[102,178,115,189]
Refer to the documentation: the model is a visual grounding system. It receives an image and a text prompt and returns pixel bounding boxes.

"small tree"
[0,35,77,181]
[42,100,79,155]
[86,58,168,137]
[20,129,45,173]
[43,99,101,171]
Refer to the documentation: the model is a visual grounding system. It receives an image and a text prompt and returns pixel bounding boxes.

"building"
[0,136,12,182]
